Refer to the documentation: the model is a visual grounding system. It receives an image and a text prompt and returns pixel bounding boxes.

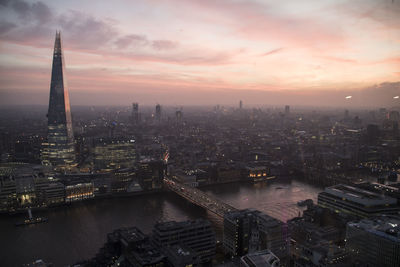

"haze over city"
[0,0,399,107]
[2,1,400,267]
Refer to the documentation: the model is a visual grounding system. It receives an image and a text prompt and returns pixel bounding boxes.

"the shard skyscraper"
[42,31,76,168]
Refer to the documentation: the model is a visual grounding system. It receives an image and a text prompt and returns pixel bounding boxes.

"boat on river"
[15,209,48,227]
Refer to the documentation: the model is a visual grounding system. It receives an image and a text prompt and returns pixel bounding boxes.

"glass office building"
[41,32,76,168]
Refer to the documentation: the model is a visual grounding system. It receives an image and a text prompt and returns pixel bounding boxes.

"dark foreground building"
[152,219,216,264]
[41,31,75,169]
[223,209,287,259]
[84,227,166,267]
[78,220,214,266]
[346,216,400,267]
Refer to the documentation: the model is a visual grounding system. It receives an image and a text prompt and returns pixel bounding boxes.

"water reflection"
[0,179,322,266]
[204,179,322,222]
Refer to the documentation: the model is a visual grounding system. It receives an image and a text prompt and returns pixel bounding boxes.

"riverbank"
[0,178,323,266]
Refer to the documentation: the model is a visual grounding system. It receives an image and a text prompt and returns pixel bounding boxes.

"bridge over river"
[164,178,237,217]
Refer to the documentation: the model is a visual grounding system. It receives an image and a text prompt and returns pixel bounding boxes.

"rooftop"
[154,219,211,232]
[348,215,400,243]
[241,250,280,267]
[323,184,397,206]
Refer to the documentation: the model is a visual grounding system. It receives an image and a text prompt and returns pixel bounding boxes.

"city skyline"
[0,0,399,107]
[1,2,400,266]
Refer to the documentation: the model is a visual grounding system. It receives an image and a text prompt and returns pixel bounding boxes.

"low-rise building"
[45,182,65,206]
[0,177,16,212]
[152,219,216,263]
[65,181,94,202]
[318,184,399,218]
[240,250,280,267]
[163,245,201,267]
[346,216,400,267]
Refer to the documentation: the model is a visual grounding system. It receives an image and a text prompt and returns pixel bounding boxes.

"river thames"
[0,178,322,266]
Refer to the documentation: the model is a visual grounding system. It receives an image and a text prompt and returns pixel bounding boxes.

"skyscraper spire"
[42,31,75,168]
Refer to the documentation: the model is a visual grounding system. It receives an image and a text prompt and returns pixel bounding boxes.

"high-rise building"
[223,209,287,258]
[344,109,349,119]
[155,104,161,122]
[137,159,164,191]
[224,209,259,256]
[388,110,400,121]
[131,102,139,125]
[240,100,243,109]
[175,109,183,125]
[41,32,75,168]
[284,105,290,115]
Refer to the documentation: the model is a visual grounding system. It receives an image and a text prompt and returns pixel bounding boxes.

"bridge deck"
[164,178,237,217]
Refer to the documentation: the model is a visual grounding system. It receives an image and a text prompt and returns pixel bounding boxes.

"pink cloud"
[158,0,346,50]
[151,40,178,50]
[0,0,399,102]
[321,56,358,64]
[336,0,400,30]
[260,48,284,57]
[114,34,148,49]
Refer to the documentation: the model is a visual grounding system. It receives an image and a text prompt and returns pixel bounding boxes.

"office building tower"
[346,216,400,267]
[257,212,288,258]
[41,31,75,168]
[284,105,290,115]
[152,219,216,263]
[344,109,349,119]
[318,184,399,219]
[131,102,139,125]
[175,109,183,125]
[240,100,243,109]
[155,104,161,122]
[224,209,287,258]
[224,209,258,256]
[93,138,136,172]
[388,110,400,121]
[137,159,164,190]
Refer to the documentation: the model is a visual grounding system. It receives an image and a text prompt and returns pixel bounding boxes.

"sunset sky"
[0,0,399,107]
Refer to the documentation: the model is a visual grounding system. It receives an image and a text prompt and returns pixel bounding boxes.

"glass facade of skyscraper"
[41,32,76,168]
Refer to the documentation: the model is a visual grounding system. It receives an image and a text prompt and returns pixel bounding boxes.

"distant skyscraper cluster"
[285,105,290,115]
